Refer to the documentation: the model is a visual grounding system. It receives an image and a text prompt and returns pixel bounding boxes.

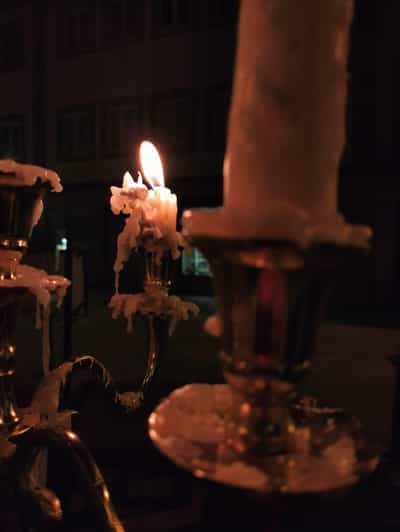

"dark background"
[2,2,400,530]
[0,0,398,323]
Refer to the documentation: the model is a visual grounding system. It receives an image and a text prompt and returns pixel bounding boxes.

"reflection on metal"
[0,183,125,530]
[180,237,377,493]
[7,426,125,531]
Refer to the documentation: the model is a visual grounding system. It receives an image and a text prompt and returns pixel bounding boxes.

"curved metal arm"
[58,316,168,413]
[9,426,125,531]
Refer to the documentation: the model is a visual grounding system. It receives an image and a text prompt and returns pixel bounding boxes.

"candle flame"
[139,141,164,187]
[122,171,135,188]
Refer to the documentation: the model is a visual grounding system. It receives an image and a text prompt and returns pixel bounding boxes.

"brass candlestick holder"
[198,238,378,492]
[0,181,47,436]
[0,175,125,531]
[149,237,379,494]
[106,248,198,411]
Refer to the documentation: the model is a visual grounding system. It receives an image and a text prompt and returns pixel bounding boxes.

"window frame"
[0,114,26,161]
[56,104,97,162]
[101,98,143,158]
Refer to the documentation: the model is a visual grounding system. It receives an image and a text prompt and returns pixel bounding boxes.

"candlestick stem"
[0,288,23,436]
[141,315,168,394]
[144,251,171,289]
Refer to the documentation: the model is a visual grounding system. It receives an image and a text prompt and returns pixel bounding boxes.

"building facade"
[0,0,238,287]
[0,0,397,314]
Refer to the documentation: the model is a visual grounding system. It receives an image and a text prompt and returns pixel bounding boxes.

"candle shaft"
[225,0,353,219]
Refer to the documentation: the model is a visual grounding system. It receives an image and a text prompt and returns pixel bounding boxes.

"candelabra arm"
[56,320,167,413]
[0,288,25,436]
[141,315,167,394]
[9,426,125,531]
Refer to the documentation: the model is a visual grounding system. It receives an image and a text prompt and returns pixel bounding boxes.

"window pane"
[151,0,196,36]
[57,5,96,58]
[206,0,239,27]
[77,114,93,152]
[102,101,142,157]
[151,92,196,152]
[100,0,124,45]
[0,19,25,72]
[177,0,188,24]
[181,247,211,276]
[0,116,25,160]
[126,0,146,39]
[79,9,96,50]
[57,107,96,161]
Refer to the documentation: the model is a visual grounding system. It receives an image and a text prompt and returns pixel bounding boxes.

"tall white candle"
[225,0,354,220]
[183,0,370,248]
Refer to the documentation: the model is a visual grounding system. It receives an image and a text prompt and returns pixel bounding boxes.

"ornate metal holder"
[0,183,47,437]
[134,250,171,404]
[4,426,124,531]
[0,287,25,436]
[106,247,198,411]
[171,237,379,494]
[0,182,125,531]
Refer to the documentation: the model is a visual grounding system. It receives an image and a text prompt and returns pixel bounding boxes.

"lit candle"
[139,141,178,253]
[111,141,181,286]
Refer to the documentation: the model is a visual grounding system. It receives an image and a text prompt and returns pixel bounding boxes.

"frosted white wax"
[111,142,181,283]
[0,159,62,192]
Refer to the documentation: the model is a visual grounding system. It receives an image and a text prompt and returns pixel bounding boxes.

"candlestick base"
[149,383,379,494]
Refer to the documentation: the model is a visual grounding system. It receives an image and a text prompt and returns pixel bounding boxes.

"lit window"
[181,247,211,277]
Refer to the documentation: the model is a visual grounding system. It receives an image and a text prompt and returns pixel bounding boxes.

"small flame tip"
[139,140,164,187]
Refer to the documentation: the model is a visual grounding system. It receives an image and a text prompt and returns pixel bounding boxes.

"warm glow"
[139,141,164,187]
[102,485,110,502]
[122,171,135,188]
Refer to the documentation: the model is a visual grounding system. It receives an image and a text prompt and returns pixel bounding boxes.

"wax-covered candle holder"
[108,248,199,410]
[162,237,379,493]
[108,141,199,410]
[0,180,49,436]
[0,164,125,530]
[130,249,172,405]
[0,178,73,438]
